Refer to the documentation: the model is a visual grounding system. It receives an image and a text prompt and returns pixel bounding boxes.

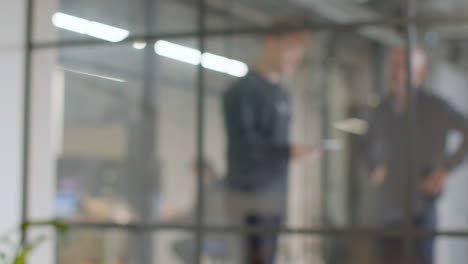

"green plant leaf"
[12,235,47,264]
[19,222,30,233]
[2,220,69,264]
[13,247,28,264]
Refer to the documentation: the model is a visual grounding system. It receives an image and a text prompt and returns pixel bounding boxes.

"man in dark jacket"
[223,19,320,264]
[365,47,468,264]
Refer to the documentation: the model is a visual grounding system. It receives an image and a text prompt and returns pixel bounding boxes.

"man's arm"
[364,106,388,184]
[364,107,386,169]
[441,103,468,171]
[421,101,468,196]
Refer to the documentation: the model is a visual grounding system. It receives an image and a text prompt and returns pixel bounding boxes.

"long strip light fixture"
[52,12,129,42]
[154,40,249,77]
[52,12,249,77]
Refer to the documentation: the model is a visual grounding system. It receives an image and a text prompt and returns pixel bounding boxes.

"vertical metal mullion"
[320,34,335,263]
[195,0,207,263]
[131,0,160,262]
[320,33,337,227]
[404,0,418,263]
[21,0,34,247]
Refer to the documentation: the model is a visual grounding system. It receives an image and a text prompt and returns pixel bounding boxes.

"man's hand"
[291,144,322,160]
[160,204,177,221]
[371,165,387,185]
[421,168,448,196]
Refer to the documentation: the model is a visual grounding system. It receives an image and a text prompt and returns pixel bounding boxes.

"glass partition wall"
[23,0,468,263]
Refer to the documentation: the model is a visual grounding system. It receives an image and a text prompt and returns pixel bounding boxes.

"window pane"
[201,26,409,230]
[30,40,200,225]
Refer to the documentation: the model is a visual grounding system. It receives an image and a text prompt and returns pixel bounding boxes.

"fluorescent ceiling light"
[52,12,88,34]
[154,40,249,77]
[202,53,249,77]
[202,52,232,72]
[154,40,202,65]
[52,12,129,42]
[62,67,126,83]
[133,41,147,50]
[228,60,249,78]
[86,21,129,42]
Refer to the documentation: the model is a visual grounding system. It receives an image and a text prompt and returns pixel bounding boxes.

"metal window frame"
[21,0,34,245]
[405,0,418,262]
[194,0,207,263]
[21,0,468,263]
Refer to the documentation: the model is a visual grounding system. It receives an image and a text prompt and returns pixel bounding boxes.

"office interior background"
[2,0,468,263]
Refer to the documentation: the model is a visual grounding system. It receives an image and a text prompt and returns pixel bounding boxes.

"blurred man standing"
[223,19,319,264]
[365,47,468,264]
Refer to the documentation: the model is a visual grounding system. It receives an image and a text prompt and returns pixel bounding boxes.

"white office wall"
[0,0,26,242]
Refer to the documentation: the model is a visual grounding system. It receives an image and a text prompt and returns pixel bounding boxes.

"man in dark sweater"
[365,47,468,264]
[223,19,320,264]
